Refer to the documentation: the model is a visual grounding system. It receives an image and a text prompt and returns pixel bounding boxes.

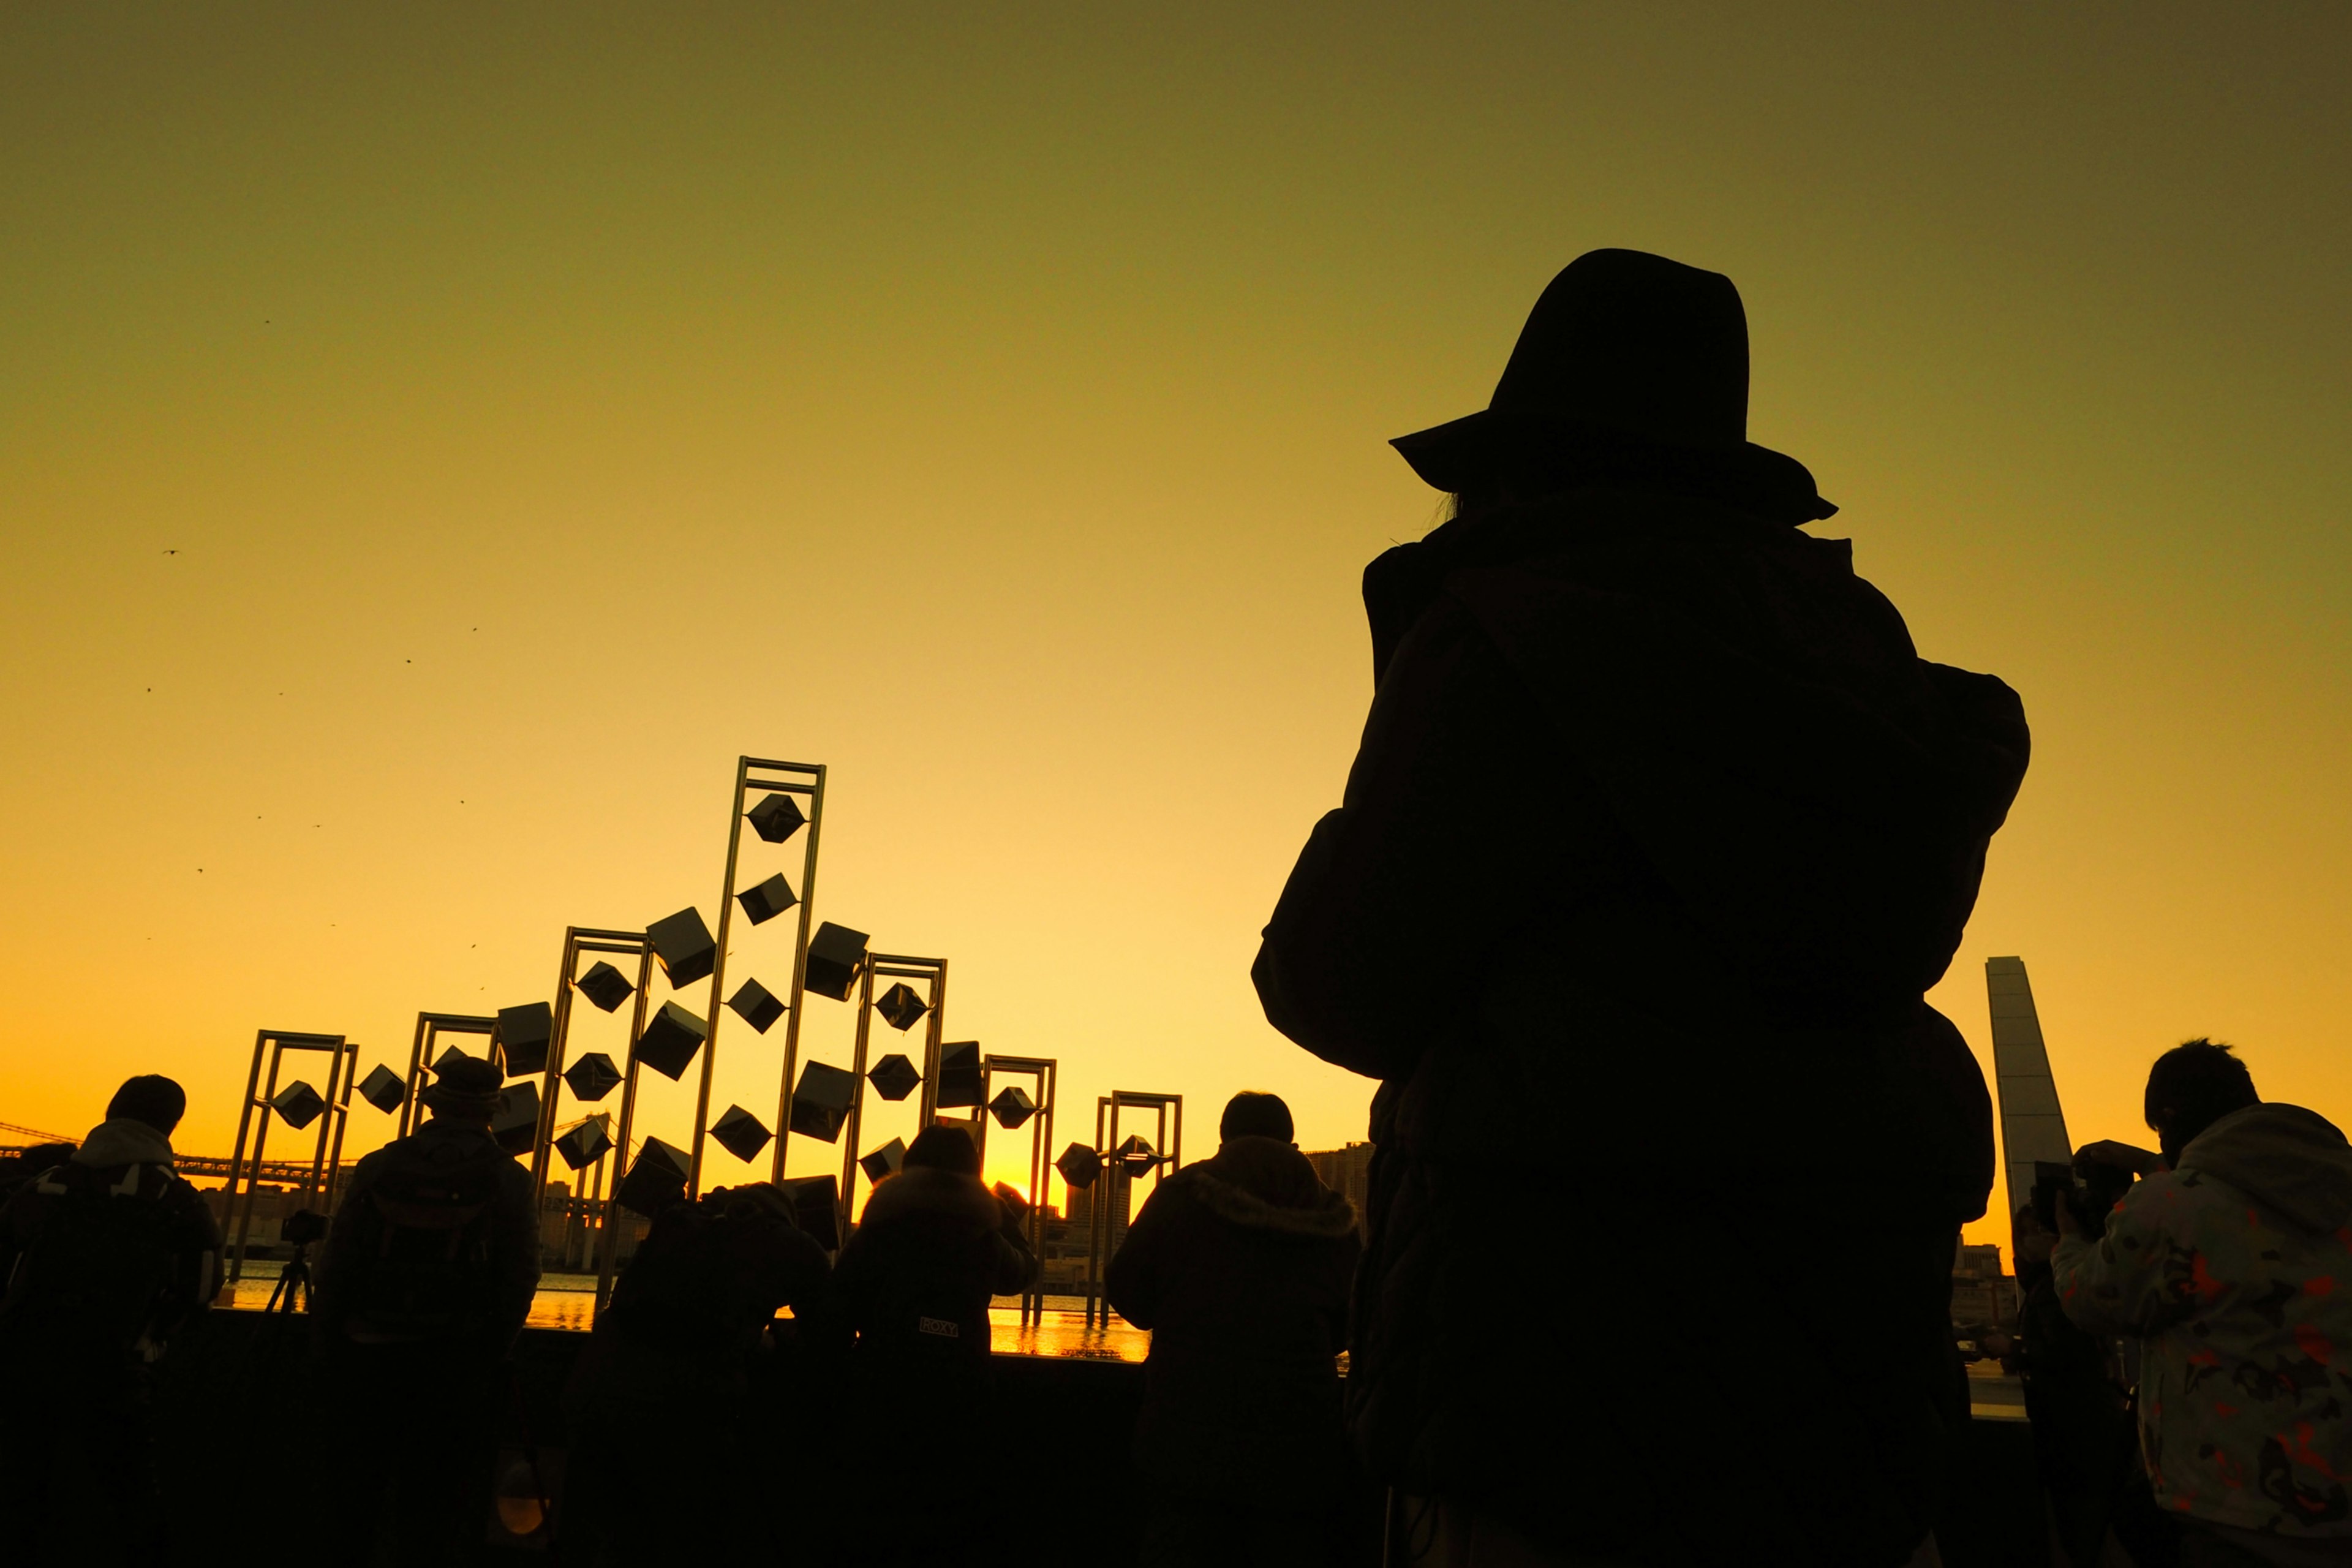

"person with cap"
[0,1074,221,1566]
[1253,249,2030,1567]
[1107,1090,1363,1568]
[309,1051,538,1566]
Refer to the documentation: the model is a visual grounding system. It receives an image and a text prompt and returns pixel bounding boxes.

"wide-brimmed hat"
[420,1054,505,1118]
[1391,249,1836,523]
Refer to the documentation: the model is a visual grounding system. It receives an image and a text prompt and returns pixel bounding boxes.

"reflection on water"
[221,1275,1153,1362]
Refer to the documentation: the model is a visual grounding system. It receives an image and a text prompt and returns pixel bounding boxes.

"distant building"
[1305,1142,1374,1237]
[1951,1240,2013,1329]
[1986,957,2074,1245]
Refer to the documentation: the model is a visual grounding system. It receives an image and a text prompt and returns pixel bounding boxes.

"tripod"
[263,1243,313,1315]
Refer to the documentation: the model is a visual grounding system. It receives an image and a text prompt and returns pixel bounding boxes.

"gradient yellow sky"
[3,6,2346,1245]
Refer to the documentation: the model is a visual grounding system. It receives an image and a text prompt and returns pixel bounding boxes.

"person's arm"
[2049,1173,2196,1338]
[1253,598,1567,1080]
[1104,1187,1170,1329]
[987,1200,1037,1297]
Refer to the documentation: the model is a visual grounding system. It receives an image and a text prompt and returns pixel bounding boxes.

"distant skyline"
[3,6,2347,1242]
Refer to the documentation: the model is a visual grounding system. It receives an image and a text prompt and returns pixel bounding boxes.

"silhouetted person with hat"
[310,1052,538,1566]
[0,1074,219,1566]
[1107,1090,1362,1568]
[1254,249,2029,1566]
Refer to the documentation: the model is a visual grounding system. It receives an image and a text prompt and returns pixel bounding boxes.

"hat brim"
[1390,408,1836,523]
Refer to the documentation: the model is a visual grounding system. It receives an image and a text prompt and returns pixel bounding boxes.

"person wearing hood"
[0,1074,221,1565]
[2055,1039,2352,1564]
[309,1051,539,1566]
[1253,250,2030,1566]
[1106,1091,1362,1568]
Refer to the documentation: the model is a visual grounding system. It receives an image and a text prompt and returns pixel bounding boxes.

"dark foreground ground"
[45,1310,2047,1565]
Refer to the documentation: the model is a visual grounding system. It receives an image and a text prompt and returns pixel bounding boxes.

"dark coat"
[1106,1136,1362,1507]
[0,1118,221,1370]
[1254,483,2028,1567]
[312,1117,541,1352]
[826,1166,1035,1394]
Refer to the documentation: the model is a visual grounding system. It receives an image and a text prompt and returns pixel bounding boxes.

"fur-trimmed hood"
[71,1118,176,1169]
[859,1164,1004,1231]
[1169,1136,1359,1240]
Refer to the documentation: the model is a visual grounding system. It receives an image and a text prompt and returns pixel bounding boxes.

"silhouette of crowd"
[7,249,2348,1568]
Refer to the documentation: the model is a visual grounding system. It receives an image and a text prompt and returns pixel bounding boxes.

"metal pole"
[770,765,827,1185]
[837,961,879,1234]
[400,1013,433,1139]
[230,1044,287,1286]
[533,928,583,1199]
[319,1040,356,1212]
[690,758,753,1197]
[594,945,658,1319]
[217,1031,267,1292]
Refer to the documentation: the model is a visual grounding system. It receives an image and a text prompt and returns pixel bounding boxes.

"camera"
[2029,1157,2135,1236]
[281,1208,330,1248]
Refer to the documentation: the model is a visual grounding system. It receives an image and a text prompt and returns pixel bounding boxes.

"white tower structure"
[1986,956,2073,1247]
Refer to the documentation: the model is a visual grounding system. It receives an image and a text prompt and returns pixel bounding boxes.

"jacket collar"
[71,1118,176,1169]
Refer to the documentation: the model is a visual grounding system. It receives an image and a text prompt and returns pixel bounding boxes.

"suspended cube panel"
[711,1104,773,1163]
[635,1002,709,1082]
[802,922,870,1002]
[563,1051,624,1104]
[874,982,929,1032]
[1056,1142,1102,1191]
[987,1086,1037,1130]
[866,1054,921,1102]
[617,1136,692,1217]
[736,873,799,927]
[491,1081,541,1155]
[1118,1134,1159,1174]
[745,791,807,845]
[555,1116,614,1170]
[858,1136,907,1185]
[271,1080,326,1131]
[789,1061,858,1142]
[494,1002,554,1077]
[647,907,718,989]
[779,1174,840,1250]
[356,1064,406,1115]
[935,1042,986,1109]
[728,977,786,1035]
[575,961,635,1014]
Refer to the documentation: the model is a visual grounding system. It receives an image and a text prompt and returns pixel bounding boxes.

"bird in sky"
[162,549,177,556]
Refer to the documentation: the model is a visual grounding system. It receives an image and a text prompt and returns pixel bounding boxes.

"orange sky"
[2,6,2346,1248]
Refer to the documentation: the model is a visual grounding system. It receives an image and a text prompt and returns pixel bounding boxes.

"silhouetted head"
[420,1054,505,1126]
[2144,1038,2260,1167]
[107,1075,186,1136]
[1392,249,1833,524]
[903,1123,980,1177]
[1219,1091,1294,1144]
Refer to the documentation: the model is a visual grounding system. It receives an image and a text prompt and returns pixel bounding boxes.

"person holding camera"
[2053,1039,2352,1567]
[0,1074,220,1566]
[1254,249,2030,1566]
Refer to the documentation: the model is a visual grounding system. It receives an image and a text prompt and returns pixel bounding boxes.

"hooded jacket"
[827,1165,1035,1385]
[1106,1136,1362,1506]
[0,1118,221,1366]
[1254,483,2027,1566]
[2053,1102,2352,1536]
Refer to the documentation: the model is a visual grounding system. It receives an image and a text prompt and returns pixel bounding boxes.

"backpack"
[0,1162,200,1361]
[340,1137,514,1340]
